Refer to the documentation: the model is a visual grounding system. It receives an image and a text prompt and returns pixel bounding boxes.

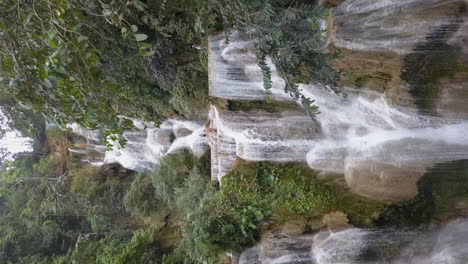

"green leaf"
[140,50,155,57]
[138,42,152,50]
[131,25,138,32]
[134,34,148,42]
[49,39,59,49]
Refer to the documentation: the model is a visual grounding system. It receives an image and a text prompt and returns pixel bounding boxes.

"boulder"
[174,127,192,138]
[279,219,307,236]
[99,163,135,178]
[321,211,353,232]
[155,129,175,146]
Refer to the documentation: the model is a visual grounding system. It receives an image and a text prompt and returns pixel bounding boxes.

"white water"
[301,85,468,164]
[237,220,468,264]
[208,32,468,189]
[312,220,468,264]
[68,119,207,171]
[301,85,468,200]
[0,110,32,161]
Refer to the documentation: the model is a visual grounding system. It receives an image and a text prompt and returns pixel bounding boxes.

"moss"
[227,99,301,113]
[222,159,384,228]
[410,50,462,113]
[377,159,468,227]
[353,72,392,89]
[402,22,468,114]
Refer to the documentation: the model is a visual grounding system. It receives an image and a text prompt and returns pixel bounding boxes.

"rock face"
[279,219,307,236]
[99,162,135,178]
[331,0,468,117]
[321,211,352,232]
[237,232,315,264]
[155,129,176,146]
[174,127,192,138]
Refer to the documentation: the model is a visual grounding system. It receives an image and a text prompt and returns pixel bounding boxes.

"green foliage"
[151,151,195,205]
[0,0,215,146]
[52,229,158,264]
[179,185,251,263]
[214,0,340,115]
[0,182,84,263]
[221,161,337,221]
[0,157,37,185]
[0,153,150,263]
[70,165,128,208]
[0,0,134,144]
[124,172,165,218]
[173,169,211,215]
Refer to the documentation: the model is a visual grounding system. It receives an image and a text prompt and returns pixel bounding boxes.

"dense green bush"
[51,229,158,264]
[0,0,215,146]
[124,172,165,218]
[151,151,195,205]
[221,161,337,222]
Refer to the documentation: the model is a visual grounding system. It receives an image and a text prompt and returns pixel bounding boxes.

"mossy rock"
[377,159,468,227]
[227,99,301,113]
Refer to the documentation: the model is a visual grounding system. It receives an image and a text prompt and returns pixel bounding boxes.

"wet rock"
[454,200,468,217]
[322,211,353,232]
[325,0,345,7]
[345,161,424,202]
[99,163,135,178]
[237,246,261,264]
[435,72,468,119]
[261,231,315,261]
[280,219,307,236]
[155,129,175,146]
[174,127,192,138]
[344,139,468,202]
[69,134,87,148]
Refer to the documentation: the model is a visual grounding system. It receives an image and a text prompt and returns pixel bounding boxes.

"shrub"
[52,229,158,264]
[221,161,338,222]
[151,151,195,205]
[124,173,165,218]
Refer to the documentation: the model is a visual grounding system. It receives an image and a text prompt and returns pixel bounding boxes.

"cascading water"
[68,119,207,171]
[237,220,468,264]
[208,34,468,198]
[301,84,468,201]
[212,0,468,263]
[208,33,323,181]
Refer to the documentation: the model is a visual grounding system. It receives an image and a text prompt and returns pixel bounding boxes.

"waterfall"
[208,32,468,197]
[301,84,468,201]
[237,220,468,264]
[208,33,323,181]
[68,119,208,171]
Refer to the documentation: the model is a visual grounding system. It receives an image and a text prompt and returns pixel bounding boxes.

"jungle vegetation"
[0,0,352,263]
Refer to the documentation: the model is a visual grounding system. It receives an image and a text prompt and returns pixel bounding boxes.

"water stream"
[237,219,468,264]
[208,33,468,201]
[68,119,207,171]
